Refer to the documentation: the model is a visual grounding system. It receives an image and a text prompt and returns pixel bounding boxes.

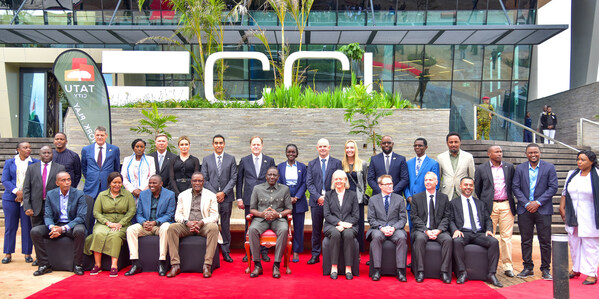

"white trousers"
[568,226,599,277]
[543,129,555,144]
[126,222,171,260]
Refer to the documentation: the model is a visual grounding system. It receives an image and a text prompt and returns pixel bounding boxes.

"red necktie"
[42,163,48,199]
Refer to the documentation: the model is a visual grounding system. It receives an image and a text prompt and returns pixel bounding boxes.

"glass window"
[394,45,424,81]
[74,0,102,10]
[482,45,513,81]
[248,44,276,81]
[450,81,481,139]
[312,1,336,11]
[456,0,484,25]
[424,45,453,81]
[512,45,531,80]
[426,0,456,25]
[17,10,45,25]
[453,45,483,80]
[20,70,47,137]
[421,81,452,109]
[517,0,537,24]
[222,45,249,80]
[396,0,426,25]
[393,81,420,107]
[365,45,394,86]
[338,9,366,26]
[249,11,278,26]
[308,11,336,26]
[223,80,248,99]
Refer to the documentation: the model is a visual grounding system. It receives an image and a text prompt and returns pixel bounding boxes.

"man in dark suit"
[52,132,82,188]
[236,135,275,262]
[367,174,408,282]
[305,138,343,264]
[512,143,558,280]
[410,172,452,283]
[449,177,502,287]
[148,133,177,188]
[474,145,517,277]
[367,135,409,196]
[202,134,237,263]
[81,126,121,234]
[23,145,65,227]
[30,172,87,276]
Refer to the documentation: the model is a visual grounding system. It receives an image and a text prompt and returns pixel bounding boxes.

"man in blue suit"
[405,138,440,231]
[512,143,558,280]
[125,174,176,276]
[367,135,409,196]
[81,126,121,234]
[236,136,276,262]
[306,138,343,264]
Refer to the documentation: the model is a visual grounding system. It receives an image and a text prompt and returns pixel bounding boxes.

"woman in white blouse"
[560,150,599,285]
[121,139,156,201]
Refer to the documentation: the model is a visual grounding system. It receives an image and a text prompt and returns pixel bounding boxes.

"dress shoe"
[457,272,468,284]
[167,265,181,278]
[261,252,270,262]
[407,263,411,268]
[397,269,407,282]
[292,253,299,263]
[330,271,338,280]
[415,271,424,283]
[307,256,319,264]
[346,272,353,280]
[74,265,84,276]
[569,271,581,279]
[33,265,53,276]
[487,274,503,287]
[504,270,515,277]
[158,264,167,276]
[441,272,451,284]
[2,256,12,264]
[242,255,248,262]
[250,265,263,278]
[203,264,212,278]
[125,265,142,276]
[541,269,553,281]
[222,252,233,263]
[90,265,102,275]
[272,265,281,279]
[32,259,38,266]
[371,269,381,281]
[109,267,118,278]
[25,256,33,263]
[516,268,534,278]
[366,260,370,266]
[583,277,597,285]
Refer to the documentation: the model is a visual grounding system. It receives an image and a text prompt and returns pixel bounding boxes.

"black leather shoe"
[371,269,381,281]
[504,270,515,277]
[307,256,319,264]
[272,265,281,279]
[250,265,263,278]
[25,256,33,263]
[516,268,534,279]
[569,271,581,279]
[346,272,353,280]
[366,260,370,266]
[222,252,233,263]
[261,252,271,262]
[74,265,84,276]
[583,277,597,285]
[33,265,53,276]
[158,264,167,276]
[397,268,407,282]
[457,272,468,284]
[415,271,424,283]
[330,271,338,280]
[242,255,248,262]
[32,259,38,266]
[2,256,12,264]
[125,265,143,276]
[541,269,553,281]
[487,274,503,287]
[407,263,412,268]
[441,272,451,284]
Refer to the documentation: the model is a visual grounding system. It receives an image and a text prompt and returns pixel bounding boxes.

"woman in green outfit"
[85,172,136,277]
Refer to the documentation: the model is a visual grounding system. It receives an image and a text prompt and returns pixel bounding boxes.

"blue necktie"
[321,158,326,191]
[384,195,389,215]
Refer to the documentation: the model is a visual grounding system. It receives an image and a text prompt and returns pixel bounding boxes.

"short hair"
[446,132,461,141]
[213,134,225,143]
[54,132,67,139]
[131,138,146,150]
[424,171,438,180]
[547,105,551,108]
[317,138,330,146]
[414,137,428,146]
[191,171,204,179]
[149,174,162,182]
[107,172,123,186]
[526,143,540,151]
[460,176,474,184]
[487,145,501,153]
[40,145,52,151]
[382,135,393,141]
[249,135,263,144]
[95,126,107,133]
[267,166,278,174]
[155,133,168,140]
[285,144,298,156]
[330,170,350,189]
[377,174,393,185]
[55,171,70,182]
[17,141,29,150]
[178,136,190,146]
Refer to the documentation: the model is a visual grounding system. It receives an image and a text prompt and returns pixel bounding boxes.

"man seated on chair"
[449,177,502,287]
[410,172,452,284]
[248,167,292,279]
[125,174,176,276]
[367,174,408,282]
[165,172,220,278]
[30,171,87,276]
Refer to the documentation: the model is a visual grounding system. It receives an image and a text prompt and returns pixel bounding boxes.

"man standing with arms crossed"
[52,132,82,188]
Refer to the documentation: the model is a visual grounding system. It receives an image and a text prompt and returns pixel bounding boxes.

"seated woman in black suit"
[324,170,359,280]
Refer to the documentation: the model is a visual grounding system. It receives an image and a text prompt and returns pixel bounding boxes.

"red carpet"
[28,250,504,299]
[497,275,599,298]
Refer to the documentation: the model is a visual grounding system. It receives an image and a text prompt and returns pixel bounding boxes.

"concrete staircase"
[461,140,580,234]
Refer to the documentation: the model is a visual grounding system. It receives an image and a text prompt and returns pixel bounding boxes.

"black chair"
[452,244,489,280]
[137,235,162,272]
[83,243,131,271]
[178,236,220,273]
[322,236,359,276]
[423,241,442,279]
[368,239,410,277]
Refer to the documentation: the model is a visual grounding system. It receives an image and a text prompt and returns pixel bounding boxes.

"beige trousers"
[166,222,219,266]
[490,200,515,271]
[126,222,171,260]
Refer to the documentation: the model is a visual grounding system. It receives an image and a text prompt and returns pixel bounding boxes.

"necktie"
[467,197,478,232]
[42,163,48,199]
[254,156,260,177]
[384,195,389,215]
[429,195,436,229]
[217,155,222,176]
[321,158,327,190]
[158,154,164,171]
[416,157,422,176]
[97,146,103,168]
[385,155,390,174]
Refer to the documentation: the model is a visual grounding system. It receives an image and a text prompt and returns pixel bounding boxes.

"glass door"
[19,69,48,137]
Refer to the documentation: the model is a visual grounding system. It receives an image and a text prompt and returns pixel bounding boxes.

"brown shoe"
[167,265,181,278]
[203,264,212,278]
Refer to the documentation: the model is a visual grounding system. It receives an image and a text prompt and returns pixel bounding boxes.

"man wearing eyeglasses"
[367,136,409,197]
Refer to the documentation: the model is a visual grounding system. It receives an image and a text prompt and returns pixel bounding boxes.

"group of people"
[2,126,596,286]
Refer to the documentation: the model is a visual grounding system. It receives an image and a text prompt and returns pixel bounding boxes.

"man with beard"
[437,132,475,200]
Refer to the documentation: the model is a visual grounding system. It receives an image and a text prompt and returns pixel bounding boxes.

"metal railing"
[473,104,579,152]
[580,117,599,147]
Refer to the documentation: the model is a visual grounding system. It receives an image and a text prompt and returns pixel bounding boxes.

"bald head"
[317,138,331,158]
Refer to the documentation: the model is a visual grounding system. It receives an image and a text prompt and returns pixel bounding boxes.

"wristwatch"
[279,213,282,218]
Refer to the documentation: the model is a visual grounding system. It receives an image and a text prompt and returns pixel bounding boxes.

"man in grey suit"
[201,134,237,263]
[23,145,66,227]
[367,174,408,282]
[148,133,177,188]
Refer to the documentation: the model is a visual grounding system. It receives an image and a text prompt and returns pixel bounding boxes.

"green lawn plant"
[129,103,179,153]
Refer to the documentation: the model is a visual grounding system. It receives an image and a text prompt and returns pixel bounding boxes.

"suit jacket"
[277,161,308,213]
[81,143,121,198]
[1,157,39,201]
[405,155,440,199]
[366,192,407,239]
[174,187,222,243]
[136,187,176,224]
[367,152,409,195]
[475,161,516,216]
[148,150,177,188]
[23,162,65,216]
[449,195,493,234]
[44,187,87,230]
[323,189,359,234]
[306,156,343,207]
[201,152,237,203]
[410,191,450,233]
[236,154,275,205]
[512,160,558,215]
[437,150,475,198]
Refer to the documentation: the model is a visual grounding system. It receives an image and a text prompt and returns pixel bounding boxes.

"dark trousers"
[244,204,268,255]
[218,201,232,254]
[310,205,324,257]
[3,200,33,254]
[370,229,408,269]
[325,228,357,266]
[453,230,499,275]
[30,200,46,227]
[518,211,552,271]
[292,211,305,253]
[30,223,86,267]
[412,231,452,273]
[357,203,365,252]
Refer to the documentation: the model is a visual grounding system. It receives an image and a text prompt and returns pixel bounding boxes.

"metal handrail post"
[10,0,28,25]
